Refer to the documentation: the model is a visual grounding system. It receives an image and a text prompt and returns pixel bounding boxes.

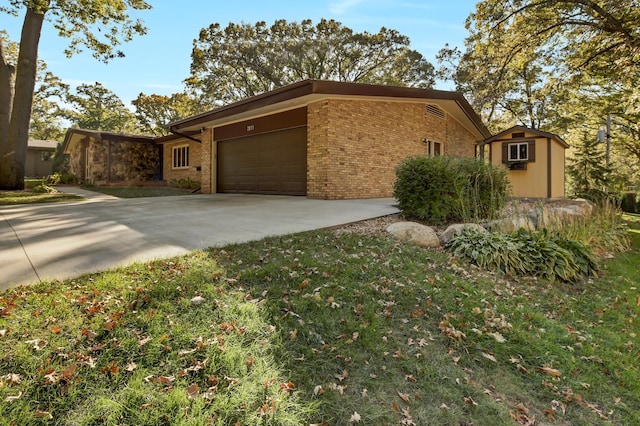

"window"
[41,151,53,162]
[172,145,189,169]
[508,142,528,161]
[427,140,443,157]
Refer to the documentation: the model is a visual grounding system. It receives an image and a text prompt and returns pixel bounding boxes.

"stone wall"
[68,136,160,183]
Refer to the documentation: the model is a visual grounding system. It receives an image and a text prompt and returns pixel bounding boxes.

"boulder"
[439,223,488,245]
[386,222,441,248]
[486,216,536,233]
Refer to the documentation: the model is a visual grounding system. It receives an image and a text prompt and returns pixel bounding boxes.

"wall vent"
[425,104,445,119]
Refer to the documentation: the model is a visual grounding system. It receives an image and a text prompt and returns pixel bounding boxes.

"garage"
[217,126,307,195]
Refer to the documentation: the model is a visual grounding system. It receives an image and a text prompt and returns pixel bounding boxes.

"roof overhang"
[62,128,155,154]
[484,125,569,148]
[167,80,492,140]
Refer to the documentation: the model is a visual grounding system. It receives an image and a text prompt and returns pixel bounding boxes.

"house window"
[508,142,528,161]
[41,151,53,162]
[172,145,189,169]
[427,140,443,157]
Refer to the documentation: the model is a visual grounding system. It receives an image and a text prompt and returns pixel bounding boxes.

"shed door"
[217,126,307,195]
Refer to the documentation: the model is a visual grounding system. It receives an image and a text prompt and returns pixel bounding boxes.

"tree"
[0,0,150,190]
[64,82,136,133]
[187,18,435,106]
[1,31,69,141]
[566,134,614,201]
[443,0,640,181]
[132,92,201,136]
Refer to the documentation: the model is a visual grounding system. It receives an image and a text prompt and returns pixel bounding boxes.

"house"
[482,126,569,198]
[165,79,491,199]
[155,131,203,187]
[26,139,57,177]
[62,128,162,184]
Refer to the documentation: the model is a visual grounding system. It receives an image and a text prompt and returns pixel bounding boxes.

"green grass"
[1,217,638,425]
[87,186,198,198]
[0,191,85,205]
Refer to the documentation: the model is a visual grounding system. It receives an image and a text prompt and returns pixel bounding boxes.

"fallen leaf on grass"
[536,366,561,377]
[2,373,21,385]
[125,362,137,372]
[487,332,506,343]
[25,339,48,351]
[186,383,200,398]
[464,396,478,406]
[349,411,361,423]
[482,352,498,363]
[397,390,411,404]
[34,410,52,419]
[4,391,22,403]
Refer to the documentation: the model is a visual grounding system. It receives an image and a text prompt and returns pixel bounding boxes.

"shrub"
[48,172,78,185]
[447,228,599,283]
[169,177,200,190]
[393,156,509,224]
[30,184,59,194]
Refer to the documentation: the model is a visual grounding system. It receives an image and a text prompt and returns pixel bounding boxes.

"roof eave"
[167,80,491,140]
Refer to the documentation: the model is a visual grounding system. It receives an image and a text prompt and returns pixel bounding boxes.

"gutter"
[168,126,202,144]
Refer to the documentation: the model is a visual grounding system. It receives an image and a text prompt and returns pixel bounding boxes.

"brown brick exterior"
[162,139,202,186]
[200,129,213,194]
[306,99,477,199]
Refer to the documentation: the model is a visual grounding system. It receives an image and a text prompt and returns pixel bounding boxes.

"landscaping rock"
[190,296,206,305]
[486,216,536,233]
[386,222,441,248]
[439,223,488,245]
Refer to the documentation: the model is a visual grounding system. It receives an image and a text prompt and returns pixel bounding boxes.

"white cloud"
[329,0,365,15]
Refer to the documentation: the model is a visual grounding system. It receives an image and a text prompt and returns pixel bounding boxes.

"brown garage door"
[217,126,307,195]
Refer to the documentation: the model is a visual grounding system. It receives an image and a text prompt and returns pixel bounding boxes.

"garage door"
[217,126,307,195]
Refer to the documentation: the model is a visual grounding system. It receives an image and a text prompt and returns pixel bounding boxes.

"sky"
[1,0,479,107]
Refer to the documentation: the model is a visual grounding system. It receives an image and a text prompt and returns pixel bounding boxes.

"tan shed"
[482,126,569,199]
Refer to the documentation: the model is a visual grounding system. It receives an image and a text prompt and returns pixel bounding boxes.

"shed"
[166,79,491,199]
[26,139,57,177]
[482,126,569,198]
[62,128,162,184]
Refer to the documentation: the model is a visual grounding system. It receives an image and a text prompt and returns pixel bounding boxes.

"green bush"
[169,177,200,190]
[48,172,78,185]
[393,156,509,224]
[447,228,599,282]
[30,184,59,194]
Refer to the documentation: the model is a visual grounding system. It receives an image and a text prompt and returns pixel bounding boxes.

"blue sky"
[2,0,478,107]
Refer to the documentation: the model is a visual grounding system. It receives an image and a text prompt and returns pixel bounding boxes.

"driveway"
[0,188,398,290]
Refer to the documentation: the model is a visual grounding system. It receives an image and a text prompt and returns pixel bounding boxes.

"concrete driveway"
[0,188,398,290]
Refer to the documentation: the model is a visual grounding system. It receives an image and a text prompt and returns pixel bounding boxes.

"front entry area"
[217,126,307,195]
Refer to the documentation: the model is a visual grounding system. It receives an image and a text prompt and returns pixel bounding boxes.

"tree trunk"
[0,7,46,189]
[0,34,16,178]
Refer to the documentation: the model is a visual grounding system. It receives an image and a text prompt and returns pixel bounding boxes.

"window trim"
[427,140,444,157]
[507,142,529,162]
[172,144,190,170]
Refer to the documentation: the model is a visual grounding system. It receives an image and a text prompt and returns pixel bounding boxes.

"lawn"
[0,191,85,205]
[87,186,198,198]
[0,215,638,425]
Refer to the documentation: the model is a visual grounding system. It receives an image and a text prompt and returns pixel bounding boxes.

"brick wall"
[200,129,213,194]
[162,140,202,186]
[307,99,478,199]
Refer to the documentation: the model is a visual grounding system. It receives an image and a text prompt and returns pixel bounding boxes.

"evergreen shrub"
[393,156,509,224]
